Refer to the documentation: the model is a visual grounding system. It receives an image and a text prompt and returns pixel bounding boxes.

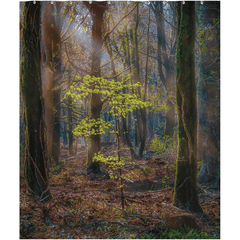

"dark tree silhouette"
[20,1,51,201]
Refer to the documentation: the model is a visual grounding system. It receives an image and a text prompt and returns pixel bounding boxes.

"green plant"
[93,150,135,210]
[141,166,152,173]
[140,225,219,239]
[149,135,175,156]
[65,75,153,210]
[197,161,203,174]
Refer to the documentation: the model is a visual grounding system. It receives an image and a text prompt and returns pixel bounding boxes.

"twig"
[143,188,173,194]
[177,177,191,190]
[62,10,90,42]
[103,65,133,79]
[122,177,134,183]
[103,3,138,42]
[125,198,148,206]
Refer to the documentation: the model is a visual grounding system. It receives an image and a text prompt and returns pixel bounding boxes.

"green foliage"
[65,75,152,119]
[140,225,219,239]
[149,135,174,156]
[73,117,113,137]
[93,151,134,175]
[64,75,152,209]
[141,166,152,173]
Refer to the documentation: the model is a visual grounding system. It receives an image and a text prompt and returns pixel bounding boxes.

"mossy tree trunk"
[85,2,108,174]
[20,1,51,201]
[172,1,202,214]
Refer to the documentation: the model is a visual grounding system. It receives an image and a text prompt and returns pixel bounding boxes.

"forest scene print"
[19,1,220,239]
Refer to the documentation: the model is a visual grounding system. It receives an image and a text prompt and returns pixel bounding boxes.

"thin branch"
[62,10,90,42]
[103,3,138,42]
[103,65,133,79]
[64,43,90,75]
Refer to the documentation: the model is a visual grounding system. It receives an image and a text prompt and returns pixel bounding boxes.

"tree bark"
[41,2,55,163]
[154,1,176,137]
[132,4,147,159]
[68,86,74,156]
[62,106,68,146]
[85,2,108,174]
[52,3,63,164]
[41,2,63,164]
[172,1,202,214]
[20,1,51,201]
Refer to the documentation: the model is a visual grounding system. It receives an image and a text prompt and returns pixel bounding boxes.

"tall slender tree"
[132,3,147,159]
[41,2,55,163]
[20,1,51,201]
[85,2,108,174]
[67,69,74,156]
[52,2,64,164]
[42,2,64,164]
[172,1,202,213]
[152,1,176,137]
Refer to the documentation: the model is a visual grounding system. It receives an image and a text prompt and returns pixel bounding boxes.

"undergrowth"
[20,144,220,239]
[140,225,219,239]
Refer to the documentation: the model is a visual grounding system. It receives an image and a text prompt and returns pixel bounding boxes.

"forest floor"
[20,143,220,239]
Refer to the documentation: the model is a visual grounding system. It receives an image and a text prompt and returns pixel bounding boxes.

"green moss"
[173,2,202,213]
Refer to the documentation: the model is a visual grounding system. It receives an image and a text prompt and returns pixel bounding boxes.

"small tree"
[65,75,152,209]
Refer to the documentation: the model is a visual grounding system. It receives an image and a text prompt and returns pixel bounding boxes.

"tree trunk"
[41,2,63,164]
[52,3,63,164]
[41,2,55,163]
[68,91,74,156]
[62,106,68,146]
[197,2,220,189]
[172,1,202,214]
[113,27,136,159]
[132,4,147,159]
[86,2,108,174]
[154,1,176,137]
[20,1,51,201]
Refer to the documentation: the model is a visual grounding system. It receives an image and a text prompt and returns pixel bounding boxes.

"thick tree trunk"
[86,2,108,174]
[172,2,202,214]
[21,1,51,201]
[197,2,220,189]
